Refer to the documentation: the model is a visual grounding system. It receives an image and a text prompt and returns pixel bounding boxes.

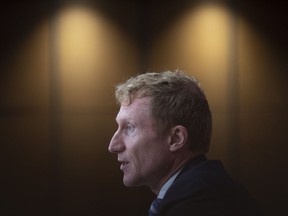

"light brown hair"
[115,70,212,153]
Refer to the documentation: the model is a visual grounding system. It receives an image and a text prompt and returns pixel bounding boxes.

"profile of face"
[108,97,174,190]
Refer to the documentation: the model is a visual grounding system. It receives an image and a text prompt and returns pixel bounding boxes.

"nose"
[108,130,125,153]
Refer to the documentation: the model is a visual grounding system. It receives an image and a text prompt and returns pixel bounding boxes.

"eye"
[126,123,135,135]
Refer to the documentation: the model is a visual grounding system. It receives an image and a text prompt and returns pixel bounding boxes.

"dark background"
[1,0,288,215]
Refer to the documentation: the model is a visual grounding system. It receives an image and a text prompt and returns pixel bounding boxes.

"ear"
[169,125,188,152]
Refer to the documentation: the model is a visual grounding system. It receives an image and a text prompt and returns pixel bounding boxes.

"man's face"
[108,97,173,189]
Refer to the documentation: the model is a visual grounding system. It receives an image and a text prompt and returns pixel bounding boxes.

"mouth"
[119,161,129,170]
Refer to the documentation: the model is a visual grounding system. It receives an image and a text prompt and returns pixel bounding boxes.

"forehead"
[116,97,153,123]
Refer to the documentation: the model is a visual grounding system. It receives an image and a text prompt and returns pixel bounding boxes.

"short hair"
[115,70,212,153]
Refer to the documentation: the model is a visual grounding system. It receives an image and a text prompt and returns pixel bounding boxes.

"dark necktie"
[148,198,162,216]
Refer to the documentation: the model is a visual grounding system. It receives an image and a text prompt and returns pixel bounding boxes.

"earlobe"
[169,125,188,152]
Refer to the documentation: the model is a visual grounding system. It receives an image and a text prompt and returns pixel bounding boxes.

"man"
[108,70,261,216]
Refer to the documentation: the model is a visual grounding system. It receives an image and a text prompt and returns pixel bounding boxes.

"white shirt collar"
[157,169,183,199]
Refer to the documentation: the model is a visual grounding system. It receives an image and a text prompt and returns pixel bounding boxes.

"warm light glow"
[150,2,232,107]
[182,3,230,71]
[148,2,235,160]
[54,5,139,111]
[58,6,107,78]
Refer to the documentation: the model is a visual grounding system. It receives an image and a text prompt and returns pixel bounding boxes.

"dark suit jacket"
[158,155,262,216]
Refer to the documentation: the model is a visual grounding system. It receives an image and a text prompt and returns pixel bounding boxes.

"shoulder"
[159,160,262,216]
[162,160,230,204]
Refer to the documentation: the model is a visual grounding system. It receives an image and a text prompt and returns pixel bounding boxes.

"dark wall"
[1,0,288,215]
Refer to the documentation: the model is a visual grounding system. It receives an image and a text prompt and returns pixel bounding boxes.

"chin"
[123,179,135,187]
[123,176,142,187]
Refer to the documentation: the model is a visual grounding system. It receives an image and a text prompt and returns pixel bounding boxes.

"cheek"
[134,143,165,170]
[129,142,153,169]
[128,133,169,169]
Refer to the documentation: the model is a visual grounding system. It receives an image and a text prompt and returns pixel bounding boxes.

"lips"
[119,160,129,170]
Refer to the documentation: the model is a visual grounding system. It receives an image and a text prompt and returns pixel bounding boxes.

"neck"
[150,152,201,195]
